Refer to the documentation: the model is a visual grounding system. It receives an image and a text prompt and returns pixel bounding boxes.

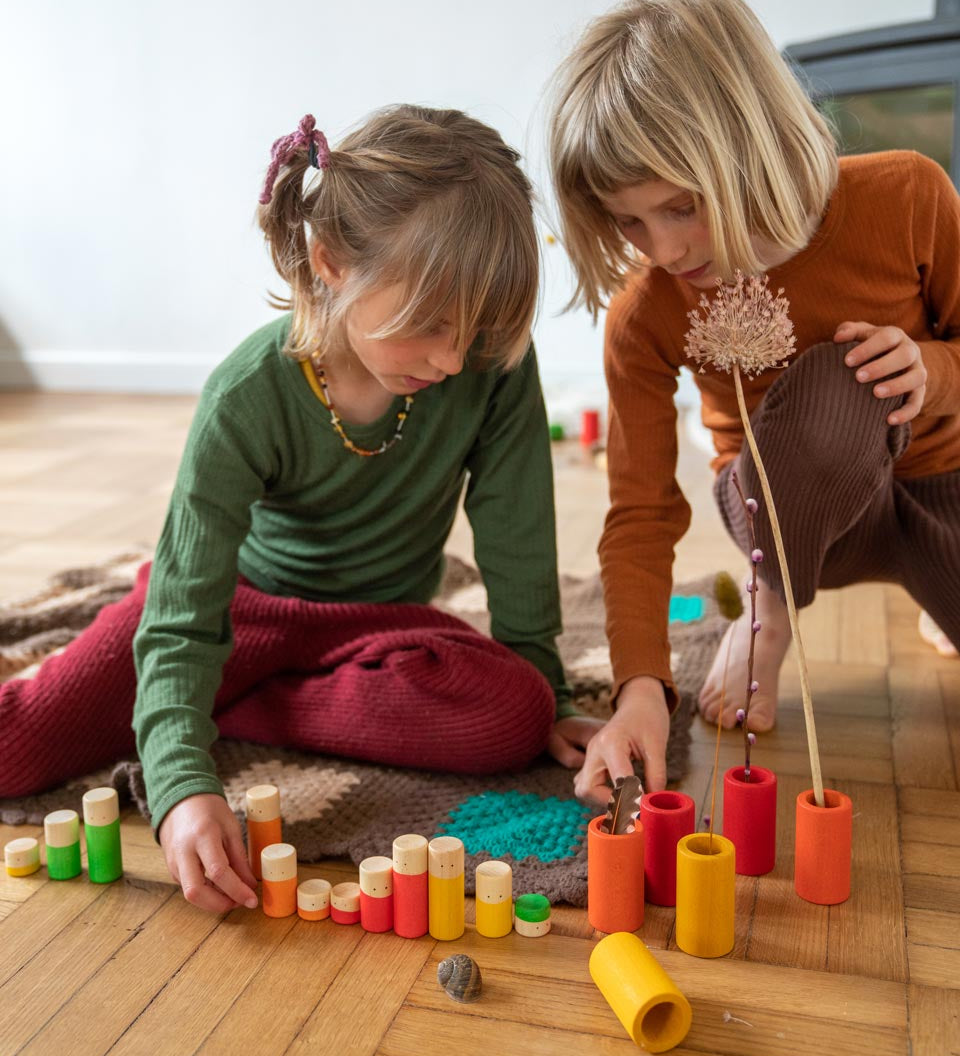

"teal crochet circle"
[437,790,591,863]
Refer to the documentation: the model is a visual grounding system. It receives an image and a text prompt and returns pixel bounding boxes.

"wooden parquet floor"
[1,391,959,1055]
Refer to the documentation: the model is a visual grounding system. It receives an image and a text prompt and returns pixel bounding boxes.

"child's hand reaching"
[835,321,927,424]
[158,793,259,913]
[566,675,670,805]
[548,714,607,769]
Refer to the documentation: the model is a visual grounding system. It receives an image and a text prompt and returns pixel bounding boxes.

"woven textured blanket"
[0,553,727,905]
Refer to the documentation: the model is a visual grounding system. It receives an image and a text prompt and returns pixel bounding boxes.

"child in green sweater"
[2,106,589,913]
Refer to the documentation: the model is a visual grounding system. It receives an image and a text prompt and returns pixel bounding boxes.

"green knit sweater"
[133,317,572,828]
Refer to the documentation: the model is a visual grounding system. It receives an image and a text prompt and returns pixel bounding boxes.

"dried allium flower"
[684,272,796,379]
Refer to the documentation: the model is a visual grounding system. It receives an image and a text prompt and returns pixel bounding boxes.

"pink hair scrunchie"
[258,114,331,205]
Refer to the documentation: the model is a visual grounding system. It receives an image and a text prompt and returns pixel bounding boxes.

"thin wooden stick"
[708,628,735,851]
[733,363,824,806]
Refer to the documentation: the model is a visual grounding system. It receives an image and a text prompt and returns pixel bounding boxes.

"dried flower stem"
[733,363,824,806]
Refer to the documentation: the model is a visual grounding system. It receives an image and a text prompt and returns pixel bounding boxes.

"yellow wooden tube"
[428,836,464,941]
[5,837,41,877]
[675,833,735,958]
[589,932,692,1053]
[475,860,513,939]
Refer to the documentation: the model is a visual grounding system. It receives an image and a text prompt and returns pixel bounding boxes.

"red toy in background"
[580,409,600,447]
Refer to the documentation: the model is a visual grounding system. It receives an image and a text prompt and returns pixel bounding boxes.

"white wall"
[0,0,935,425]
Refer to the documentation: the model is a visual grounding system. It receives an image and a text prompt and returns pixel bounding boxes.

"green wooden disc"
[514,893,551,922]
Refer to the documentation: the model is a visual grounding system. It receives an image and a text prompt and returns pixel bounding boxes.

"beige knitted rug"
[0,552,728,906]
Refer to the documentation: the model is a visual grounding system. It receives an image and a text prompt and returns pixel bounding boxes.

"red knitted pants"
[0,563,555,797]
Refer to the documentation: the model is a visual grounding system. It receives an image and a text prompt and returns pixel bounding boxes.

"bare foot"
[699,576,792,732]
[918,611,959,658]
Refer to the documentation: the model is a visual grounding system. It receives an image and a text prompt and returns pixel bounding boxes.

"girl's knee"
[759,341,908,476]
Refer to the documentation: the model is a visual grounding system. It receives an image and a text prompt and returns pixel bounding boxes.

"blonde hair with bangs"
[548,0,839,317]
[258,105,538,370]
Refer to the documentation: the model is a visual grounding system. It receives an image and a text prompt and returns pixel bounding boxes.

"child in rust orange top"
[548,0,960,802]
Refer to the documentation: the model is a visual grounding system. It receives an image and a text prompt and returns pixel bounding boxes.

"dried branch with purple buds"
[685,272,824,807]
[732,470,762,778]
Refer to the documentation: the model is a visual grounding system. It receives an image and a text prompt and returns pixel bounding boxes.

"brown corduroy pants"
[714,342,960,651]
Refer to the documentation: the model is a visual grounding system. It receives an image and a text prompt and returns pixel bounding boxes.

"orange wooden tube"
[297,878,331,921]
[263,876,297,918]
[246,785,282,881]
[261,843,298,918]
[794,788,853,905]
[587,815,645,933]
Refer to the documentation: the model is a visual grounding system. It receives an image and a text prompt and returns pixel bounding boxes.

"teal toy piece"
[668,595,705,624]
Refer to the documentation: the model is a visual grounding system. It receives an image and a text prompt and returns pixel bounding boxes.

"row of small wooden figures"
[245,783,549,941]
[4,788,122,884]
[260,839,551,940]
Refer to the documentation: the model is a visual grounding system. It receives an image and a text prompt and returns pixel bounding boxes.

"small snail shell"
[437,954,482,1003]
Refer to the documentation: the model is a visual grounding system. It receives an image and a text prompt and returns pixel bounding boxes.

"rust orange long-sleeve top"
[601,151,960,706]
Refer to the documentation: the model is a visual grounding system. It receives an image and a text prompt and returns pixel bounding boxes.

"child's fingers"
[573,748,608,802]
[218,810,258,892]
[872,363,926,399]
[853,344,917,385]
[890,385,925,425]
[196,833,257,910]
[547,729,587,769]
[580,780,613,806]
[573,761,611,804]
[223,827,259,903]
[640,748,667,793]
[574,730,635,802]
[834,320,876,347]
[604,742,638,786]
[843,330,900,372]
[575,744,618,802]
[178,848,238,914]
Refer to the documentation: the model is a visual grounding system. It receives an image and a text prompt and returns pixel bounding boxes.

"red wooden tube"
[581,409,600,447]
[331,881,362,925]
[392,834,428,938]
[359,856,393,933]
[722,766,777,876]
[639,791,696,907]
[393,871,428,938]
[360,891,393,932]
[587,815,645,933]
